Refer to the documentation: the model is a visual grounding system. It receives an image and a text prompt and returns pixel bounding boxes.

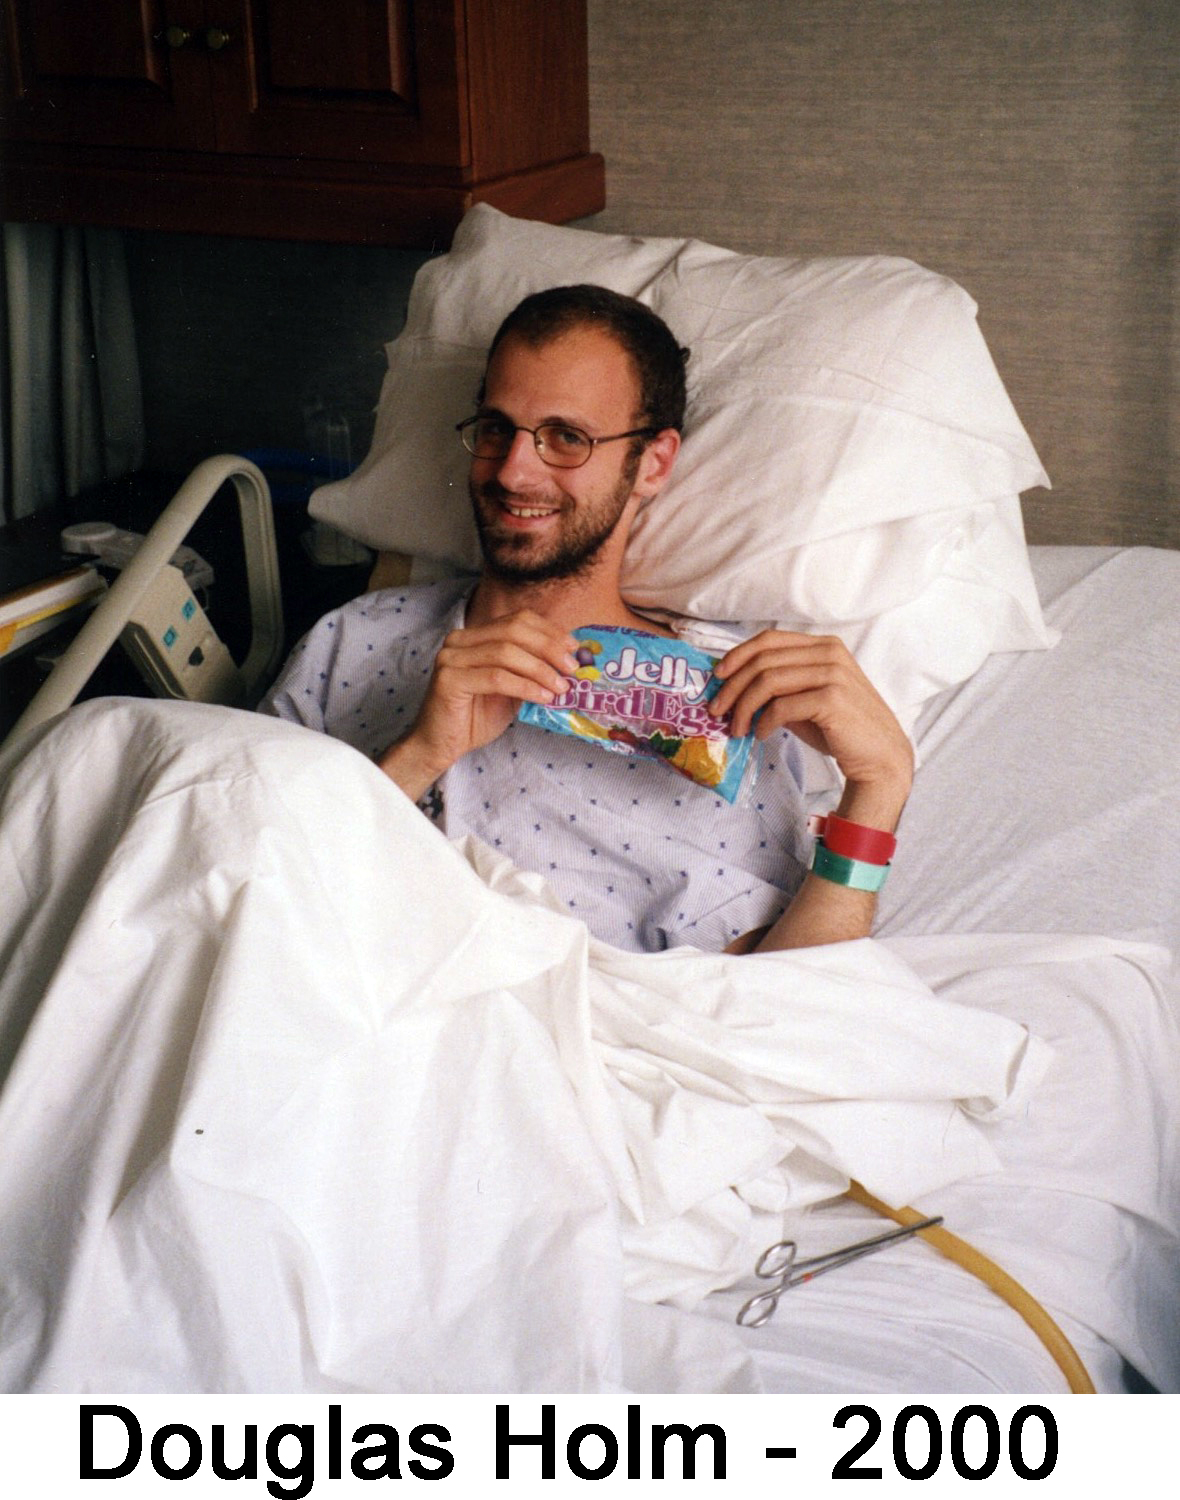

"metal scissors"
[736,1215,944,1327]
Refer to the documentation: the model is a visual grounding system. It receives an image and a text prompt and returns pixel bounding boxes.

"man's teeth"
[505,502,557,517]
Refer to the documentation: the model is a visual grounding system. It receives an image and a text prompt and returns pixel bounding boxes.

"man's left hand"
[711,630,913,826]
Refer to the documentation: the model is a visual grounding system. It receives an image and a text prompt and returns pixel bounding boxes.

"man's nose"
[494,427,547,489]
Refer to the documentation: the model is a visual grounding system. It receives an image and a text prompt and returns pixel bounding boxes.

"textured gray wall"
[583,0,1178,548]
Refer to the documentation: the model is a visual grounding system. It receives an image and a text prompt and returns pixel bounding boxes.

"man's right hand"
[377,611,579,800]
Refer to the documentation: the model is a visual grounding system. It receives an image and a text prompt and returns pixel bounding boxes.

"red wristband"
[809,813,897,866]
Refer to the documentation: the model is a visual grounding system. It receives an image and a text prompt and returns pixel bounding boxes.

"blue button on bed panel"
[163,627,178,648]
[182,599,196,621]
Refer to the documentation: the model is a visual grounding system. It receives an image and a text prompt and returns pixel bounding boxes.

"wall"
[583,0,1178,548]
[129,0,1176,548]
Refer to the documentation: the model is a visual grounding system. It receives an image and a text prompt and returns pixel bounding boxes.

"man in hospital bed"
[261,284,914,955]
[14,270,1164,1399]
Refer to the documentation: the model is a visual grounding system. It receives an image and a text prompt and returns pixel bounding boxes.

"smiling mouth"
[504,502,558,518]
[498,497,562,521]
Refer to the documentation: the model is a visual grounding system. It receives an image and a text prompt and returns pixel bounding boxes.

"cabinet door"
[1,0,219,150]
[204,0,468,167]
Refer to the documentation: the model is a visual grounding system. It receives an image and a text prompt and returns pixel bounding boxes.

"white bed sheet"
[672,545,1180,1394]
[882,545,1180,951]
[0,699,1053,1392]
[668,933,1177,1395]
[0,546,1176,1395]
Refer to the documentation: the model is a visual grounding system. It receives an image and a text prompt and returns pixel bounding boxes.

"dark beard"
[469,456,639,585]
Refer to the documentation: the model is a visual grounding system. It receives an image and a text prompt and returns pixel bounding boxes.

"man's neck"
[466,570,669,635]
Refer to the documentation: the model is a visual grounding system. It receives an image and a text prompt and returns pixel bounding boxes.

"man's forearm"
[732,874,877,953]
[376,733,447,802]
[730,775,908,954]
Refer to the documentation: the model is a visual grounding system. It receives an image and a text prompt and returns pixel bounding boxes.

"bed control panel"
[119,563,244,705]
[62,521,216,594]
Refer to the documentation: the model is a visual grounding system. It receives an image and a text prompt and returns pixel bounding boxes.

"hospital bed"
[0,207,1176,1395]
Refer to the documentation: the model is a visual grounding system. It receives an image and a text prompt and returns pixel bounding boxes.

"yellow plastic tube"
[846,1181,1096,1394]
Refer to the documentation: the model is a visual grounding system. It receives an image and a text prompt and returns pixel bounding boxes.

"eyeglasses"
[456,414,657,470]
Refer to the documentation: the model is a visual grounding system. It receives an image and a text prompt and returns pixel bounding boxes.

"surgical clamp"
[736,1215,944,1327]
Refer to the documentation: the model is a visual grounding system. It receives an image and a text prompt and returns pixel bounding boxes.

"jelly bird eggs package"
[518,625,757,802]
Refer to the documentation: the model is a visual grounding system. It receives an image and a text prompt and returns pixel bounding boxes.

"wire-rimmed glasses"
[456,415,657,470]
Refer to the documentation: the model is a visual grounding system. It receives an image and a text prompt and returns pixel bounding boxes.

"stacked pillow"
[311,205,1055,730]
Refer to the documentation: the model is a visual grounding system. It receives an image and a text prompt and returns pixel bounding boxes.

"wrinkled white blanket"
[0,700,1051,1392]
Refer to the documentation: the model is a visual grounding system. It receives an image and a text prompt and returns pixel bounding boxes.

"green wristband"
[810,841,891,893]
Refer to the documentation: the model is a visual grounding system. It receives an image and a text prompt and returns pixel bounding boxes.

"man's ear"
[635,428,681,499]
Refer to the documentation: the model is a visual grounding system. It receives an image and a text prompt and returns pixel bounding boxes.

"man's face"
[468,326,647,585]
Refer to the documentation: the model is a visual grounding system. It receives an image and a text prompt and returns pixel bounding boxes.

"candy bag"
[518,625,756,803]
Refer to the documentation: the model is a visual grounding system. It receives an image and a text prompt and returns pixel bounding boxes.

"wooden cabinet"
[0,0,604,246]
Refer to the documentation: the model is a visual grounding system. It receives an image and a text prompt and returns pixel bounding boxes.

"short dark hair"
[483,284,689,433]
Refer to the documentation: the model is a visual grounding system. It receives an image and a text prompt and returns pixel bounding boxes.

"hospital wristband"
[808,813,897,866]
[809,841,891,893]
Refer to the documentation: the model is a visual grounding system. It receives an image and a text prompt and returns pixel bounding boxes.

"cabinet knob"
[203,26,232,50]
[158,25,194,49]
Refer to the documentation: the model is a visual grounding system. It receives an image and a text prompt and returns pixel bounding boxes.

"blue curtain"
[1,224,145,523]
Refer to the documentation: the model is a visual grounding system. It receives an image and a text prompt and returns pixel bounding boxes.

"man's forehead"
[482,325,642,423]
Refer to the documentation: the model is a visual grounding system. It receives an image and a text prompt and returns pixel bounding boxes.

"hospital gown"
[260,579,813,952]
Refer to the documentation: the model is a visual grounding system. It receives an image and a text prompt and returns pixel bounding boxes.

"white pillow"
[311,205,1055,729]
